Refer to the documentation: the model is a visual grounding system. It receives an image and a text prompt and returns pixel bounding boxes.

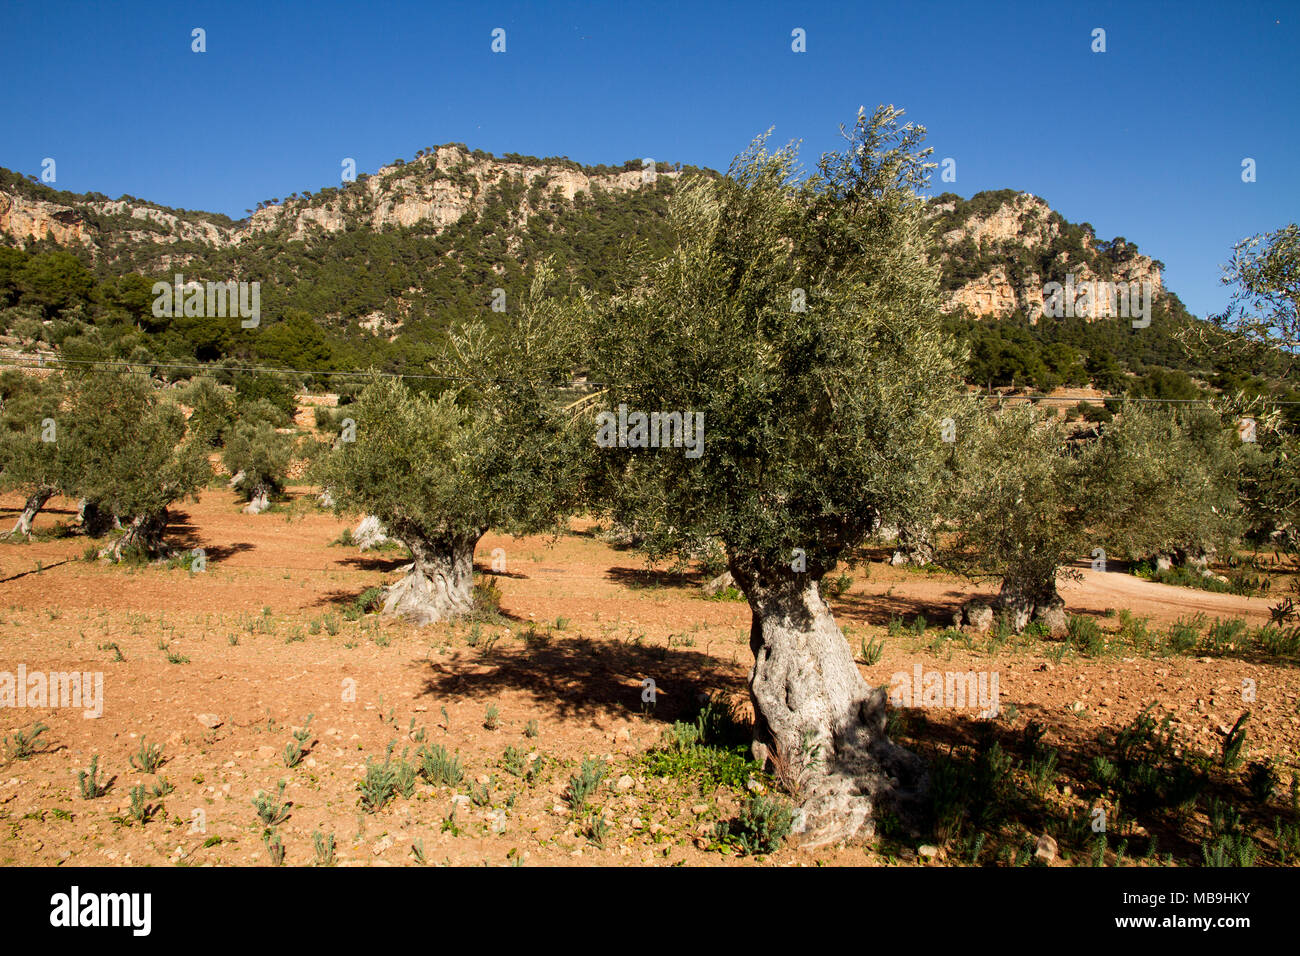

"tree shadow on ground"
[833,589,984,628]
[415,634,748,726]
[605,565,705,591]
[890,701,1284,865]
[0,559,73,583]
[337,554,410,573]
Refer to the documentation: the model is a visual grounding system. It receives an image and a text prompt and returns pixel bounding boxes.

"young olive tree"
[0,371,75,538]
[583,108,964,845]
[319,271,581,624]
[64,372,210,559]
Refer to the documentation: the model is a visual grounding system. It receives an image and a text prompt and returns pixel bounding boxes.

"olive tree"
[947,402,1242,632]
[64,372,210,559]
[0,371,75,537]
[222,419,296,513]
[583,108,964,845]
[319,271,581,624]
[946,405,1105,632]
[1097,403,1243,568]
[1195,226,1300,555]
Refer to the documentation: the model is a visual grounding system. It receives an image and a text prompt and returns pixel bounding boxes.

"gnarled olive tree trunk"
[3,485,56,538]
[243,484,272,515]
[730,555,927,848]
[101,511,170,561]
[997,573,1066,636]
[382,529,483,626]
[889,522,935,567]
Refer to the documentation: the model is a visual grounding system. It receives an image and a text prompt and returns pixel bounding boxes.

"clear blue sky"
[2,0,1296,319]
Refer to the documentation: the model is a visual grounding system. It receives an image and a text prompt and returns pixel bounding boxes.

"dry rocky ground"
[0,487,1296,867]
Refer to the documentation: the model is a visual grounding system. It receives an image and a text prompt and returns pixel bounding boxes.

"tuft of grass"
[77,755,111,799]
[283,714,315,768]
[417,744,464,787]
[714,793,794,855]
[1066,615,1105,655]
[263,828,285,866]
[1221,713,1249,770]
[312,830,335,866]
[359,742,415,811]
[126,784,156,825]
[4,721,49,760]
[128,737,165,773]
[252,780,291,826]
[501,745,527,778]
[859,635,884,666]
[565,756,607,812]
[1202,832,1256,867]
[585,813,611,848]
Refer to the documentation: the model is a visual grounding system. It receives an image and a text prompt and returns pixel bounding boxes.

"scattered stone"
[616,774,634,791]
[195,713,222,729]
[918,844,940,860]
[703,571,735,595]
[957,601,994,635]
[1034,833,1058,864]
[371,836,393,855]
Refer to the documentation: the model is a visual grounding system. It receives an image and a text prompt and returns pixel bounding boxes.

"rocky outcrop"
[932,192,1164,322]
[0,191,94,246]
[0,145,677,262]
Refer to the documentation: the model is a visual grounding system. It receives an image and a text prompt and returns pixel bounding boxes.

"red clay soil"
[0,489,1295,867]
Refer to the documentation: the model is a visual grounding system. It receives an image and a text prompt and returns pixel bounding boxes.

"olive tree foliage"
[179,375,236,448]
[1226,398,1300,555]
[582,107,965,846]
[1191,225,1300,557]
[1205,223,1300,375]
[945,403,1244,631]
[0,371,75,537]
[1097,403,1244,565]
[318,269,583,625]
[63,372,210,560]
